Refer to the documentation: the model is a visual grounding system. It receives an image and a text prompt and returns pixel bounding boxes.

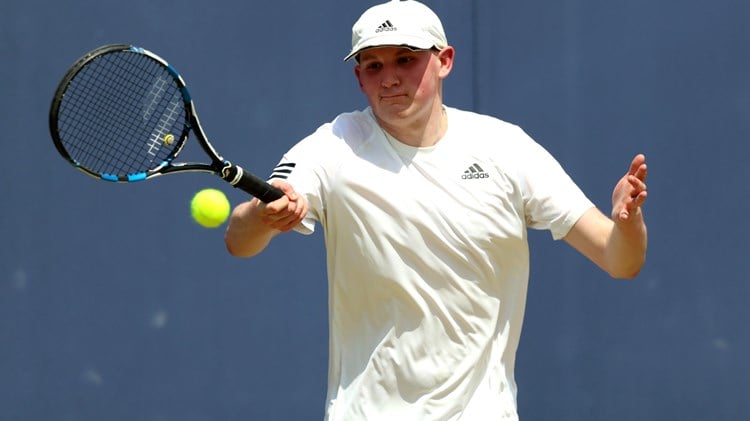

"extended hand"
[612,154,648,223]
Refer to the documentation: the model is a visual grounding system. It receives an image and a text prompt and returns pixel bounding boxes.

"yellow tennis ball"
[190,188,231,228]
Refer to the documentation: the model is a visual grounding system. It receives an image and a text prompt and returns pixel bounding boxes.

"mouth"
[380,93,408,102]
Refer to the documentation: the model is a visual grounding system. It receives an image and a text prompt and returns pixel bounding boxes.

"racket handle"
[222,164,284,203]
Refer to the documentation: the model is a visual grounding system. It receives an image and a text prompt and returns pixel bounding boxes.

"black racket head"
[49,44,193,182]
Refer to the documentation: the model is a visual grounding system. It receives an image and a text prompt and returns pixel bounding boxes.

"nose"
[380,65,399,88]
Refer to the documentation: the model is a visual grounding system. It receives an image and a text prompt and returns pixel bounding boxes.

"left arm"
[564,154,648,278]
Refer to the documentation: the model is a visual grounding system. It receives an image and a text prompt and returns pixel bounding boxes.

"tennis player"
[225,1,648,419]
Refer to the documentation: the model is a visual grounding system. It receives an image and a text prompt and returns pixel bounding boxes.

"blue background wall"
[2,0,748,419]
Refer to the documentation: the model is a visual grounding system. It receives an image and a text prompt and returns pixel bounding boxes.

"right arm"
[224,180,308,257]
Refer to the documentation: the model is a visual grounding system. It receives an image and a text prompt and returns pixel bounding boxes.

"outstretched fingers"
[628,154,648,181]
[615,154,648,222]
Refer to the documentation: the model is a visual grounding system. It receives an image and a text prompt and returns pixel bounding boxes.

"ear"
[437,47,455,79]
[354,65,364,89]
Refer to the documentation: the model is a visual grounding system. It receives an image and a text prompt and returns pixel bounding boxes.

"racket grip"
[222,165,284,203]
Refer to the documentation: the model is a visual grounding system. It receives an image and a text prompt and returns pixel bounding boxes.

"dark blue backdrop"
[2,0,748,419]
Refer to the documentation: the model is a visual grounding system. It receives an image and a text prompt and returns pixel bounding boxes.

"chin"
[376,103,411,119]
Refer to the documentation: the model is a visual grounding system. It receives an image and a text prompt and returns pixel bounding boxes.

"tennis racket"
[49,44,284,203]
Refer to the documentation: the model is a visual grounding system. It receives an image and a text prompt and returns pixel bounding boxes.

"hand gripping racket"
[49,44,284,203]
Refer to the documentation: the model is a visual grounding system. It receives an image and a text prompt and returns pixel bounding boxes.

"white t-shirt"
[270,106,594,420]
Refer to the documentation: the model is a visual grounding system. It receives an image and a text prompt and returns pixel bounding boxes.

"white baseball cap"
[344,0,448,62]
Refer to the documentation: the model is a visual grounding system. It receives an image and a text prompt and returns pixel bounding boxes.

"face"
[354,46,454,129]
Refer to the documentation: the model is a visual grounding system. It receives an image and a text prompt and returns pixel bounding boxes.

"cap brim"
[344,35,436,61]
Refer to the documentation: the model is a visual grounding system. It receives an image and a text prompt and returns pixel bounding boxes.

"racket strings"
[56,51,189,179]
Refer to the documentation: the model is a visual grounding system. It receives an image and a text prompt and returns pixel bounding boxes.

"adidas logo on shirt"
[461,163,490,180]
[375,20,396,33]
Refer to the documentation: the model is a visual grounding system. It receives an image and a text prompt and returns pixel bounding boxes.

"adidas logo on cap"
[375,20,397,33]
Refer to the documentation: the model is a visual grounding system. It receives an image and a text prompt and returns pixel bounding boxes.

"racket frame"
[49,44,284,203]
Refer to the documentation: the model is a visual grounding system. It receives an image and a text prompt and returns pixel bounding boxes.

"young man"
[225,1,648,419]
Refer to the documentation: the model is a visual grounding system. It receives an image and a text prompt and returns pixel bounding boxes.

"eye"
[397,56,415,65]
[363,61,382,71]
